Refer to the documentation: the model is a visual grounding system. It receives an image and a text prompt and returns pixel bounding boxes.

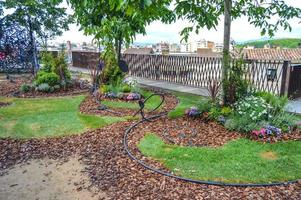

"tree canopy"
[2,0,73,47]
[175,0,301,42]
[69,0,175,61]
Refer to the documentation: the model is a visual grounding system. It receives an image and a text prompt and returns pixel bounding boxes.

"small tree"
[3,0,73,73]
[69,0,174,83]
[175,0,301,104]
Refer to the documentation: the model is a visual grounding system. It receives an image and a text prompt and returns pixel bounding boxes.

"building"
[169,43,181,53]
[196,48,221,57]
[153,42,170,54]
[123,47,154,54]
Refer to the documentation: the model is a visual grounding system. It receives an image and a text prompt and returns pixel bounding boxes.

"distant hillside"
[238,38,301,48]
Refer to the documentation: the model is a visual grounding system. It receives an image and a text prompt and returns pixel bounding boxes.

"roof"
[243,48,301,61]
[124,48,154,54]
[196,48,221,57]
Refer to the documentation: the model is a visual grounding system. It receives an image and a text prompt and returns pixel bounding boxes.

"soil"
[0,156,107,200]
[0,74,89,98]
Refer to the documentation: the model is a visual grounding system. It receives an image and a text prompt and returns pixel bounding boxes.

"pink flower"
[252,130,260,136]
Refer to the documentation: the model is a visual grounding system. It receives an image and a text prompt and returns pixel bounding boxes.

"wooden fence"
[123,54,289,96]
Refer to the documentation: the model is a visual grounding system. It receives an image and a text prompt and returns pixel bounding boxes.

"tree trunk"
[222,0,232,104]
[28,15,38,75]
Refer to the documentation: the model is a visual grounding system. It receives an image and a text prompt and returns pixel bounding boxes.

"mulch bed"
[80,93,178,117]
[0,80,300,199]
[0,121,300,199]
[18,86,89,98]
[0,79,28,96]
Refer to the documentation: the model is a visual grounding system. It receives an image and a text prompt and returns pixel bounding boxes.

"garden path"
[70,66,301,114]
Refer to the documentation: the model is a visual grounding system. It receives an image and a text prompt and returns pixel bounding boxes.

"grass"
[138,134,301,183]
[0,95,130,138]
[168,92,205,119]
[102,89,163,111]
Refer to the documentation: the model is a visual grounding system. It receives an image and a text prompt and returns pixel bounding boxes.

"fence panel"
[123,54,288,96]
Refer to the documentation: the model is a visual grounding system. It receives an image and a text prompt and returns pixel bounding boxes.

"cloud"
[54,0,301,44]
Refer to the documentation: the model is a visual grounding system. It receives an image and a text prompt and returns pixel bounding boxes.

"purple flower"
[185,107,200,117]
[126,93,141,100]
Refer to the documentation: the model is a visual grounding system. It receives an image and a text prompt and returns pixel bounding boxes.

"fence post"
[280,61,291,96]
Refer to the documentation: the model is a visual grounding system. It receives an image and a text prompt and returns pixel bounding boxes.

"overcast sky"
[55,0,301,44]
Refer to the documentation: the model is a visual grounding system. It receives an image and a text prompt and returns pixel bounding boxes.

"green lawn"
[102,89,163,111]
[138,134,301,183]
[168,92,205,118]
[0,95,130,138]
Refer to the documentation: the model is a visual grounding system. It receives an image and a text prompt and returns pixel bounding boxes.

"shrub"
[197,100,213,113]
[269,113,298,133]
[100,85,110,94]
[255,91,288,115]
[221,106,232,117]
[52,52,71,82]
[225,115,263,133]
[122,84,132,93]
[223,58,249,104]
[235,95,271,122]
[40,52,55,73]
[20,84,31,93]
[37,83,51,93]
[36,71,60,86]
[208,106,222,120]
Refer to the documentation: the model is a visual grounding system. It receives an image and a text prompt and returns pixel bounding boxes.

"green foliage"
[122,84,131,93]
[208,106,222,120]
[40,52,54,73]
[20,84,31,93]
[139,134,301,183]
[37,52,71,90]
[225,115,262,133]
[237,38,301,49]
[269,113,298,133]
[51,52,71,82]
[37,83,51,93]
[197,100,212,113]
[3,0,72,48]
[235,95,271,122]
[223,58,249,104]
[221,106,232,117]
[175,1,301,41]
[255,91,288,115]
[168,92,204,119]
[36,71,60,86]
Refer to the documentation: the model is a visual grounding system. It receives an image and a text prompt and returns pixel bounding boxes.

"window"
[267,68,277,81]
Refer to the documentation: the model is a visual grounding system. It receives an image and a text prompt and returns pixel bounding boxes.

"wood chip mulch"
[79,93,178,118]
[0,121,300,199]
[18,86,89,98]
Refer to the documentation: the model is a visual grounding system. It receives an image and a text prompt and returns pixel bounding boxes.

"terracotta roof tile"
[243,49,301,61]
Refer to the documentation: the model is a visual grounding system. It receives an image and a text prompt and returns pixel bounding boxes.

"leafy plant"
[122,84,132,93]
[206,79,221,103]
[37,83,51,93]
[225,115,262,133]
[197,100,212,113]
[36,71,60,86]
[20,84,31,93]
[223,58,249,105]
[51,52,71,82]
[269,113,298,133]
[221,106,232,117]
[88,62,102,92]
[208,106,222,120]
[255,91,288,115]
[235,95,272,122]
